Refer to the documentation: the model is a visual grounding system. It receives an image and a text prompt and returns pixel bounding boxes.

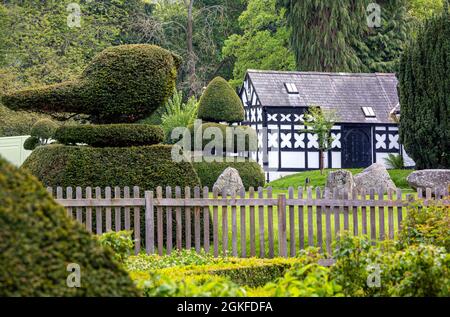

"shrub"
[140,273,247,297]
[0,156,139,296]
[55,124,164,147]
[399,5,450,169]
[21,144,200,189]
[330,234,450,297]
[21,144,204,243]
[261,264,344,297]
[162,91,198,144]
[384,153,404,169]
[31,118,59,141]
[398,202,450,252]
[189,122,257,153]
[0,104,47,137]
[197,77,245,123]
[23,136,40,151]
[2,45,182,124]
[127,250,317,289]
[193,159,265,189]
[98,230,134,262]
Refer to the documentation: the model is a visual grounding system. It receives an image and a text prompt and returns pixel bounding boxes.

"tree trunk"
[319,150,325,175]
[186,0,196,96]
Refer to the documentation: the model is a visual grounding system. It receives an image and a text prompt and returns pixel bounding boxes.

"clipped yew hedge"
[21,144,200,191]
[189,122,257,152]
[193,158,265,189]
[55,124,164,147]
[0,156,140,296]
[2,45,181,123]
[197,77,245,123]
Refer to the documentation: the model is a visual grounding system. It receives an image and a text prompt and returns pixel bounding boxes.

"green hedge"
[55,124,164,147]
[2,45,182,123]
[21,144,200,189]
[193,159,265,189]
[189,122,257,152]
[0,156,139,296]
[197,77,245,123]
[0,104,47,137]
[21,144,205,243]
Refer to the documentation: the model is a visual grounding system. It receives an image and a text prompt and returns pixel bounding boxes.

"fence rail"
[47,186,450,258]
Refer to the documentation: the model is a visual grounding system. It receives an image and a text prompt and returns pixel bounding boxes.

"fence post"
[278,193,287,258]
[145,190,155,255]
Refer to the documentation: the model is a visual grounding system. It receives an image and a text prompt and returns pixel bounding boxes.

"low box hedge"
[55,124,164,147]
[193,158,265,189]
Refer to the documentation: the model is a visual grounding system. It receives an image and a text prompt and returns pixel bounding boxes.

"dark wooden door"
[342,126,372,168]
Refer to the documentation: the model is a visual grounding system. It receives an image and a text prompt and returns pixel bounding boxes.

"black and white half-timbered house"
[239,70,414,182]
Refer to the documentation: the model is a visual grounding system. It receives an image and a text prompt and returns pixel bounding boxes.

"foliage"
[330,234,450,297]
[399,4,450,169]
[408,0,445,24]
[2,45,182,124]
[0,104,47,137]
[140,273,247,297]
[0,156,139,296]
[261,264,344,297]
[302,106,337,174]
[23,137,40,151]
[125,250,215,271]
[0,0,144,87]
[130,0,245,96]
[160,90,199,144]
[127,251,317,292]
[384,153,405,169]
[197,77,245,123]
[222,0,295,88]
[399,202,450,252]
[98,231,135,263]
[282,0,410,73]
[21,144,200,190]
[29,118,59,147]
[55,124,164,147]
[268,169,413,190]
[189,122,257,153]
[193,158,265,189]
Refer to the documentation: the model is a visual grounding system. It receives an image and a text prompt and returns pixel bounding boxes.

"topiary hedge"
[2,45,182,123]
[21,144,200,192]
[0,156,140,296]
[193,158,265,189]
[197,77,245,123]
[55,124,164,147]
[189,122,257,153]
[21,144,207,244]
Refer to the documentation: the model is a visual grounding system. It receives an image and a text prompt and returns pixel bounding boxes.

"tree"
[131,0,245,96]
[223,0,295,88]
[1,0,144,86]
[281,0,410,73]
[303,106,337,175]
[398,1,449,169]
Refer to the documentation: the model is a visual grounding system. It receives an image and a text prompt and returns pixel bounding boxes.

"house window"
[362,106,376,118]
[284,83,299,94]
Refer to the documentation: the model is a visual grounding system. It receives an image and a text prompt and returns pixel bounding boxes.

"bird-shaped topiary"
[2,45,181,124]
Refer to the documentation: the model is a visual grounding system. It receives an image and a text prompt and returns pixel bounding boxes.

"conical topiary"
[197,77,245,123]
[0,156,140,296]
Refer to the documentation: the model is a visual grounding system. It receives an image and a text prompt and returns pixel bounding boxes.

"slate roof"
[245,70,400,124]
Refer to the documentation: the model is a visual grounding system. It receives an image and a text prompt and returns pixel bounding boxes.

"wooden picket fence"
[47,186,450,258]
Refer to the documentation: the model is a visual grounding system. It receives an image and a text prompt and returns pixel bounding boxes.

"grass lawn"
[267,169,414,191]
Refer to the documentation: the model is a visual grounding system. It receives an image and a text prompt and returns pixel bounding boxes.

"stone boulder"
[324,170,354,198]
[407,170,450,192]
[354,163,397,194]
[213,167,245,195]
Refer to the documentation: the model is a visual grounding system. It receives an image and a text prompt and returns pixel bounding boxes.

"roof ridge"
[247,69,397,77]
